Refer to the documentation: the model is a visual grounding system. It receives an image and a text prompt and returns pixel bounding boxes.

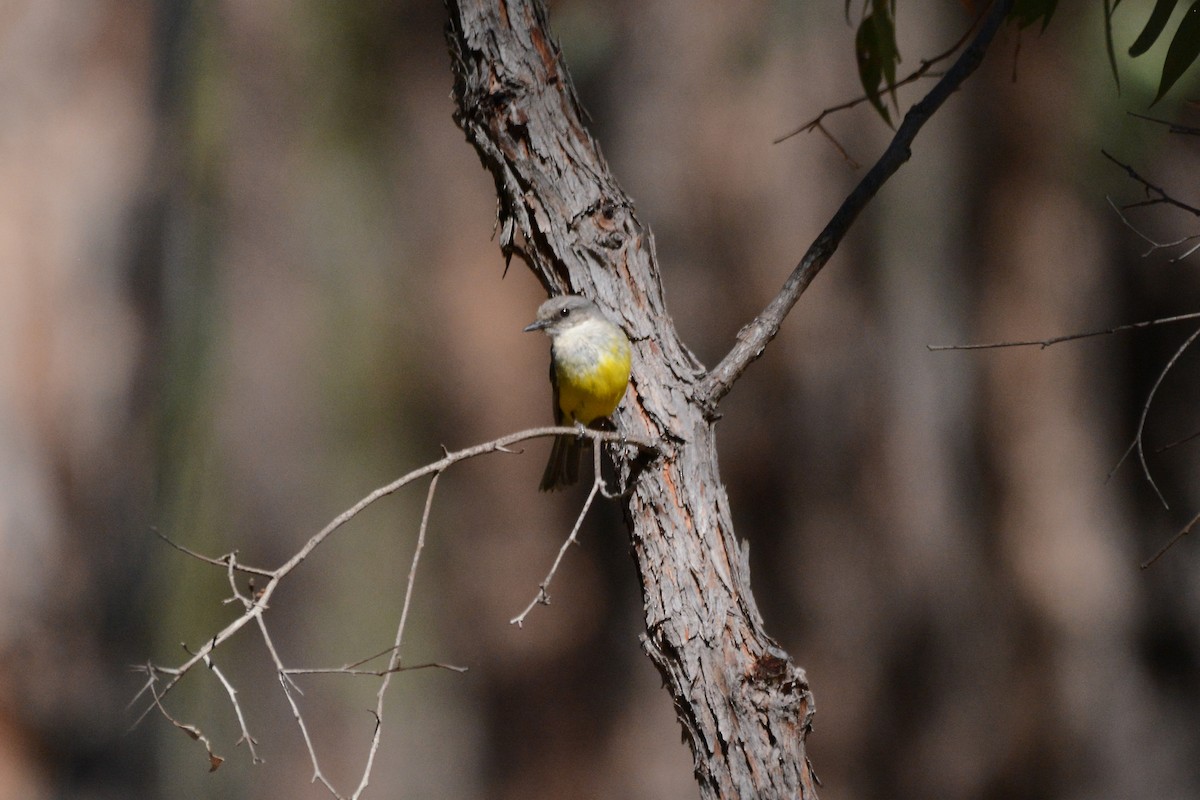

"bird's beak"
[523,319,547,333]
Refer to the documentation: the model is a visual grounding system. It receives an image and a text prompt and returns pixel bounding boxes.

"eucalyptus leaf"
[1153,0,1200,104]
[1130,0,1180,57]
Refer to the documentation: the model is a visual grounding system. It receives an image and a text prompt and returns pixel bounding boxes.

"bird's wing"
[549,355,564,425]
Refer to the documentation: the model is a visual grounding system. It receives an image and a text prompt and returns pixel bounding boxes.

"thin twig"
[152,528,273,578]
[1142,510,1200,569]
[1108,325,1200,508]
[352,473,440,800]
[279,642,461,676]
[146,672,225,772]
[1107,196,1200,261]
[1155,427,1200,454]
[257,613,341,797]
[284,661,468,677]
[268,427,649,583]
[134,425,656,787]
[1103,150,1200,217]
[138,426,655,713]
[510,472,603,627]
[928,311,1200,351]
[221,552,256,610]
[1127,111,1200,136]
[812,121,862,168]
[129,592,270,731]
[202,653,262,762]
[596,437,622,499]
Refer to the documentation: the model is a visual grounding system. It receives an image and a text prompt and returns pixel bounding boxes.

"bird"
[523,294,632,490]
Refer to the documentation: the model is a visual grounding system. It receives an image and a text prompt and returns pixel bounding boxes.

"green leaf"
[1130,0,1180,57]
[1153,0,1200,103]
[855,11,898,126]
[871,0,900,109]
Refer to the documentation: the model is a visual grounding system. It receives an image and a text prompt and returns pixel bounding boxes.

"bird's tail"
[539,433,587,491]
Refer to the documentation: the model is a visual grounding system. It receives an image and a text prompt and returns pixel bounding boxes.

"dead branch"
[1142,510,1200,569]
[510,445,606,627]
[352,472,439,800]
[1103,150,1200,217]
[135,425,657,797]
[1108,325,1200,509]
[928,311,1200,351]
[1108,196,1200,262]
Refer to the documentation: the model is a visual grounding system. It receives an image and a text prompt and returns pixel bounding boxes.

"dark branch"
[1103,150,1200,217]
[1108,325,1200,509]
[1127,111,1200,137]
[1142,510,1200,569]
[699,0,1014,409]
[928,311,1200,351]
[773,5,987,145]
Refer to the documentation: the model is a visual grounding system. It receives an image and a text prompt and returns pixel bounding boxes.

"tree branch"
[134,424,652,796]
[510,447,605,627]
[699,0,1014,409]
[928,310,1200,351]
[773,4,987,145]
[1108,325,1200,509]
[1103,149,1200,217]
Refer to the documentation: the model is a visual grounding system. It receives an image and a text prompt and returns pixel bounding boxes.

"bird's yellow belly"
[555,345,631,426]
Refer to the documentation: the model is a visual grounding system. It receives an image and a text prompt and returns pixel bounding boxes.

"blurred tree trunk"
[446,1,818,797]
[0,2,160,797]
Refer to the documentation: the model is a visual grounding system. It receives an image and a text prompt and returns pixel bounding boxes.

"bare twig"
[352,472,440,799]
[285,661,468,677]
[152,528,273,578]
[1142,510,1200,569]
[202,653,262,762]
[928,311,1200,351]
[1155,427,1200,454]
[1108,196,1200,262]
[136,425,656,793]
[935,319,1200,508]
[129,597,269,731]
[510,468,603,627]
[1108,325,1200,508]
[700,0,1014,409]
[145,671,225,772]
[221,552,257,610]
[811,120,862,168]
[283,643,467,676]
[1103,150,1200,217]
[257,612,341,797]
[1127,111,1200,137]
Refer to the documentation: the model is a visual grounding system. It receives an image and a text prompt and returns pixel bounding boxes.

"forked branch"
[699,0,1014,409]
[134,425,656,798]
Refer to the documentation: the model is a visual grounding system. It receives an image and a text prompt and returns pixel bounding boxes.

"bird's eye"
[560,307,571,317]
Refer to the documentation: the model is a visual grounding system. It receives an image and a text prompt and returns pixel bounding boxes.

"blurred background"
[3,1,1200,798]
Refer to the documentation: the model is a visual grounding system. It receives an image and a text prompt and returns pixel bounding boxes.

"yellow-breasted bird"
[524,295,632,490]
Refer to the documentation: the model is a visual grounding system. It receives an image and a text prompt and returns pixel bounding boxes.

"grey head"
[522,295,604,336]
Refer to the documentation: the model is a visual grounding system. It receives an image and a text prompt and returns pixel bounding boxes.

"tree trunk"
[445,1,818,797]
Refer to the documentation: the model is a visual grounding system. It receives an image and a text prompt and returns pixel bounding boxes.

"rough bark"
[446,2,817,797]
